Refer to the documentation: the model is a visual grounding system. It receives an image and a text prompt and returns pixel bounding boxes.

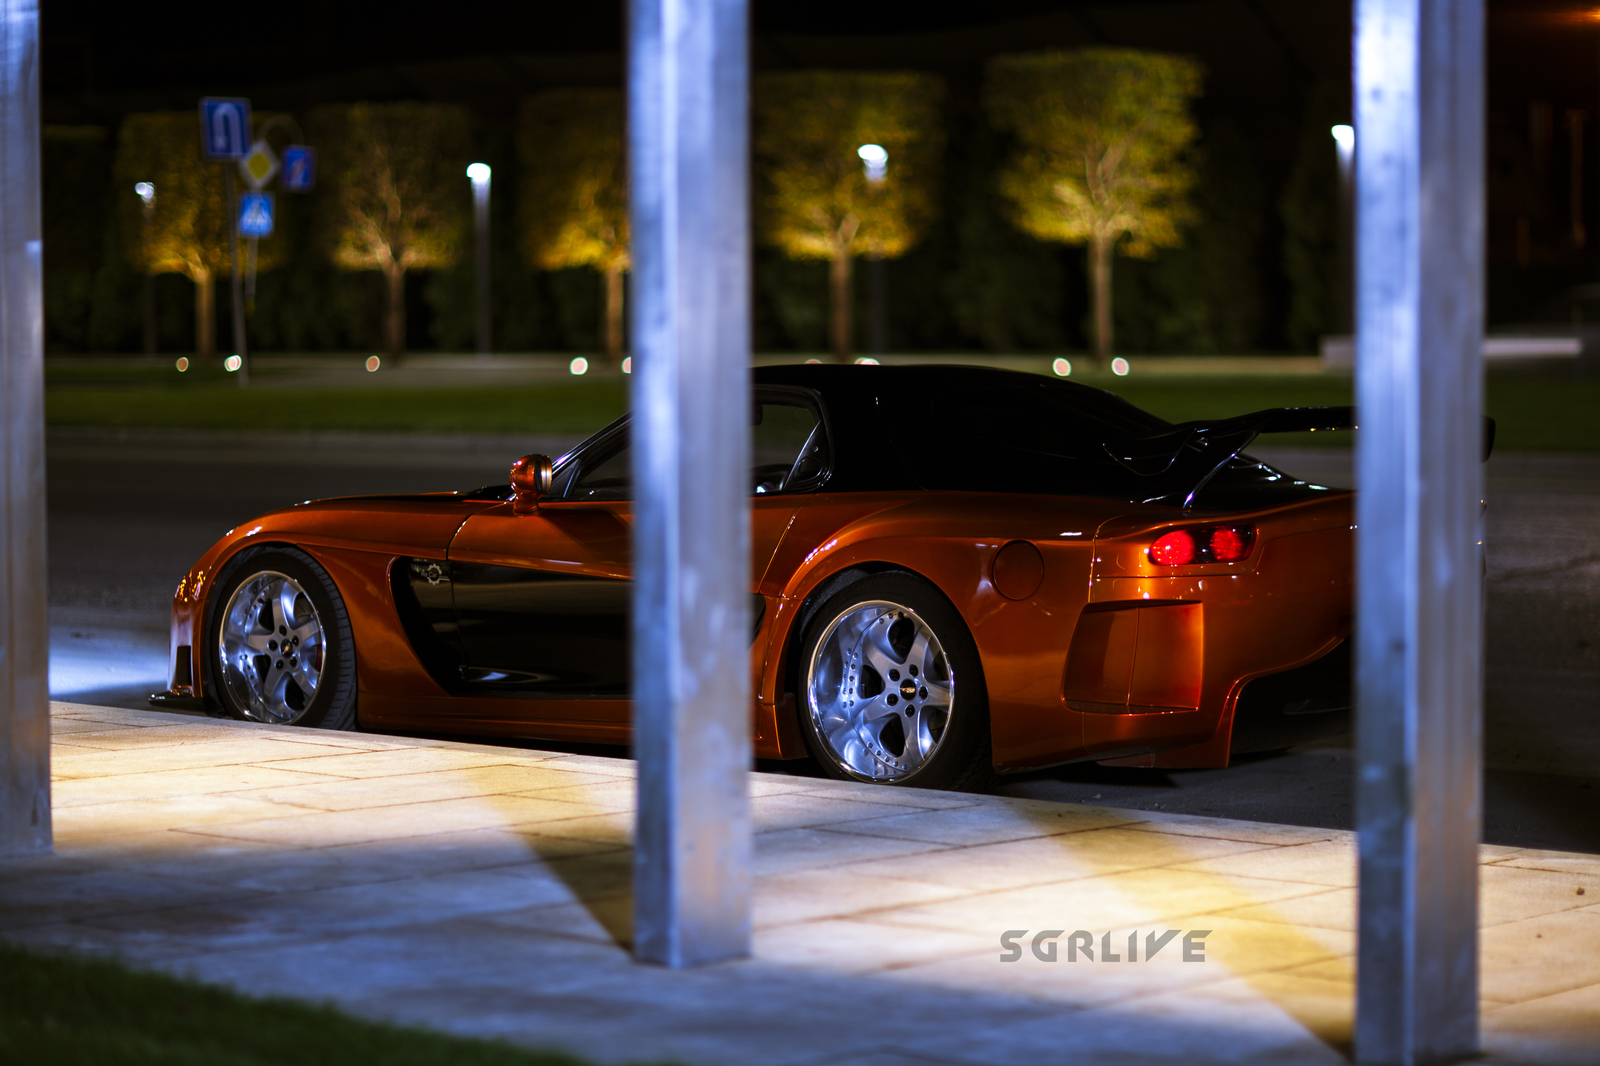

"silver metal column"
[1354,1,1484,1062]
[0,0,50,858]
[627,0,752,967]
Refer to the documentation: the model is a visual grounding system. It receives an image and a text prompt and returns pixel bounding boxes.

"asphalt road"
[46,433,1600,852]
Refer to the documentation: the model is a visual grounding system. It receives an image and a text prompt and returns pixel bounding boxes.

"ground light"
[622,357,632,373]
[570,357,589,375]
[365,356,380,372]
[1331,123,1355,153]
[854,356,879,365]
[174,357,189,372]
[1052,357,1071,376]
[1111,357,1130,376]
[224,355,242,372]
[857,143,887,184]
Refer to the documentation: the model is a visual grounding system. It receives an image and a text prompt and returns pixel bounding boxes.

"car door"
[443,390,831,712]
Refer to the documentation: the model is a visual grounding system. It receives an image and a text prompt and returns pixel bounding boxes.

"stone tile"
[251,764,623,813]
[53,737,364,777]
[75,863,593,948]
[255,746,560,779]
[53,792,326,843]
[52,764,342,808]
[842,827,1277,894]
[752,793,927,833]
[825,801,1139,848]
[752,827,953,878]
[520,812,633,846]
[187,793,606,848]
[0,864,257,932]
[754,917,994,975]
[874,866,1335,939]
[1480,909,1600,1005]
[1482,864,1600,926]
[511,777,638,812]
[1491,849,1600,880]
[1166,840,1356,889]
[754,869,975,928]
[1482,980,1600,1066]
[1219,888,1355,933]
[478,896,634,948]
[1115,968,1354,1060]
[1119,813,1346,848]
[790,779,992,811]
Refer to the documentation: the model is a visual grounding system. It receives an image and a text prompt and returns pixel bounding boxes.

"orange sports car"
[154,364,1360,790]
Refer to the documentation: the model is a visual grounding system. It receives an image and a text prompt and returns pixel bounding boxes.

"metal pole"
[628,0,752,968]
[1353,1,1484,1063]
[0,0,51,858]
[225,167,248,386]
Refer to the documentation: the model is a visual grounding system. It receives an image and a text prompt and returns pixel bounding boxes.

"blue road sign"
[201,97,252,160]
[239,192,275,237]
[281,146,316,191]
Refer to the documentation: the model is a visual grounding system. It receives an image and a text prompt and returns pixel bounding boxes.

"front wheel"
[798,573,993,790]
[208,546,357,730]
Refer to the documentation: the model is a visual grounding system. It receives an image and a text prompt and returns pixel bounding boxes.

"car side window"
[752,400,828,494]
[561,433,631,501]
[555,396,829,503]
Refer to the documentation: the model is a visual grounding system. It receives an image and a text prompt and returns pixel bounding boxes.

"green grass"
[0,941,614,1066]
[42,364,1600,451]
[46,381,631,437]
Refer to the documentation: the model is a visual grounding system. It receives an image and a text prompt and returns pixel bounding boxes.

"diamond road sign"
[239,192,275,237]
[281,146,316,192]
[200,98,251,160]
[239,140,279,188]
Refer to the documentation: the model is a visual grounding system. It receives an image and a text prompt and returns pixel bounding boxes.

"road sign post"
[200,98,251,160]
[282,146,316,192]
[203,97,253,385]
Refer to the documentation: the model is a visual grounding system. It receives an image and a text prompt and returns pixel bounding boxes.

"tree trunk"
[604,264,625,365]
[384,264,406,362]
[1089,233,1113,367]
[194,269,215,359]
[829,249,853,362]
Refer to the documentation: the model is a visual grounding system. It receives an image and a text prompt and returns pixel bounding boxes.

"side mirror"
[510,453,553,514]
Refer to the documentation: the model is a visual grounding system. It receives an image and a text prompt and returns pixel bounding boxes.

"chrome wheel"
[218,571,326,724]
[806,600,955,782]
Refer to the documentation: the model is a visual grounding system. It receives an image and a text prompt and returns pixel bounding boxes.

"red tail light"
[1149,531,1196,565]
[1148,525,1255,565]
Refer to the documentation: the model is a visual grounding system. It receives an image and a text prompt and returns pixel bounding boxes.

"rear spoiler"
[1106,406,1496,510]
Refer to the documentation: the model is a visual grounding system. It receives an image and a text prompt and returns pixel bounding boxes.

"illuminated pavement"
[3,702,1597,1065]
[44,431,1600,849]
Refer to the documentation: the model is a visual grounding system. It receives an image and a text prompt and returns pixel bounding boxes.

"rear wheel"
[208,547,357,730]
[798,573,993,790]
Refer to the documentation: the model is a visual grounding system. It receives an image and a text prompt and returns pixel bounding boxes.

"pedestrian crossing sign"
[239,193,275,237]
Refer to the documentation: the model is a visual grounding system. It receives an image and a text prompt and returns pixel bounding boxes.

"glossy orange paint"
[167,481,1354,773]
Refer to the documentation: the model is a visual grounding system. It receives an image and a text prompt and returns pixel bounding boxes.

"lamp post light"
[857,144,888,354]
[135,182,156,355]
[467,162,492,358]
[1332,124,1355,336]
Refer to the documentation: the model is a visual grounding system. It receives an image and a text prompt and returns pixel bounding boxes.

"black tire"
[796,572,994,791]
[205,546,358,730]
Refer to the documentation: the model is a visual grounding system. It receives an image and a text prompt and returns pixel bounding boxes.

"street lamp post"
[135,182,156,355]
[1332,124,1355,336]
[467,163,492,358]
[858,144,887,355]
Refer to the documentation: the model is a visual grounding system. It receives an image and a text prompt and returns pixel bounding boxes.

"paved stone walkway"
[3,703,1597,1065]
